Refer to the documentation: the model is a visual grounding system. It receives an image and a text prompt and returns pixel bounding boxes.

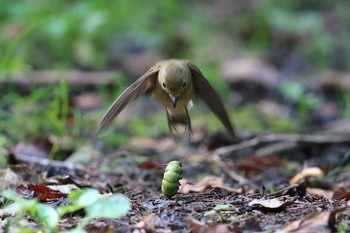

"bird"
[96,59,238,140]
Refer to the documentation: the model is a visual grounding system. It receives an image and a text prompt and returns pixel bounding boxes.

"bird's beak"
[171,96,177,108]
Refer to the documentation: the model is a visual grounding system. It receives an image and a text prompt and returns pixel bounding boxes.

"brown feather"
[96,65,160,134]
[187,61,238,140]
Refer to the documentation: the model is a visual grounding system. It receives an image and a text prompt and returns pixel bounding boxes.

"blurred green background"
[1,0,349,153]
[1,0,349,72]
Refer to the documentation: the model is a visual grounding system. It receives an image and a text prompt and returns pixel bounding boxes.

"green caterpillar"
[161,161,183,198]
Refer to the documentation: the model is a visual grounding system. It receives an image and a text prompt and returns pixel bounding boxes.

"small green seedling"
[204,204,230,223]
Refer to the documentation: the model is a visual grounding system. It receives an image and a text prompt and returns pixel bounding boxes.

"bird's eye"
[163,83,166,88]
[182,82,186,87]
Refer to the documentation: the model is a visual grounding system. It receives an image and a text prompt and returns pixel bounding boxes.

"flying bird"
[97,59,237,140]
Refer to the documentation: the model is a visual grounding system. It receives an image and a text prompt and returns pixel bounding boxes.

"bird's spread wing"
[187,61,237,140]
[96,65,160,134]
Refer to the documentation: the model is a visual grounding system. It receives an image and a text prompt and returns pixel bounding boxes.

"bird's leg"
[184,107,192,140]
[165,108,178,141]
[165,107,192,141]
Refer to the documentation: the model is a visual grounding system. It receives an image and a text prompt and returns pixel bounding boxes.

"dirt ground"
[2,132,350,232]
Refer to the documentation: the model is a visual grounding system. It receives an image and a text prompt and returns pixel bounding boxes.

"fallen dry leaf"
[15,184,67,202]
[307,188,334,200]
[138,160,164,171]
[290,167,324,185]
[134,213,156,233]
[180,175,240,195]
[283,211,330,233]
[181,176,223,194]
[336,191,350,201]
[248,197,296,211]
[248,198,284,209]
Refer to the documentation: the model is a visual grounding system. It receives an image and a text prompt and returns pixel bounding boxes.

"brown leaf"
[27,184,67,201]
[283,211,331,233]
[15,184,35,199]
[307,188,333,200]
[134,213,156,233]
[137,160,164,171]
[336,191,350,201]
[181,176,238,194]
[181,176,224,193]
[186,215,207,233]
[15,184,68,201]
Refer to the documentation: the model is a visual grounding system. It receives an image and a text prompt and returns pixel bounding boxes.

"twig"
[255,142,297,156]
[13,152,84,170]
[211,154,256,187]
[213,133,350,158]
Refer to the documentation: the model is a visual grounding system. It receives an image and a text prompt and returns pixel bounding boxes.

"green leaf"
[68,188,100,207]
[58,189,102,216]
[35,203,59,229]
[57,204,82,217]
[2,190,38,214]
[2,190,26,202]
[85,194,130,219]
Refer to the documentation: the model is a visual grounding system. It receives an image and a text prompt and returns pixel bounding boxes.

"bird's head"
[158,61,192,108]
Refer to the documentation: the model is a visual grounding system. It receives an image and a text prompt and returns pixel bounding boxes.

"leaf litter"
[1,134,350,232]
